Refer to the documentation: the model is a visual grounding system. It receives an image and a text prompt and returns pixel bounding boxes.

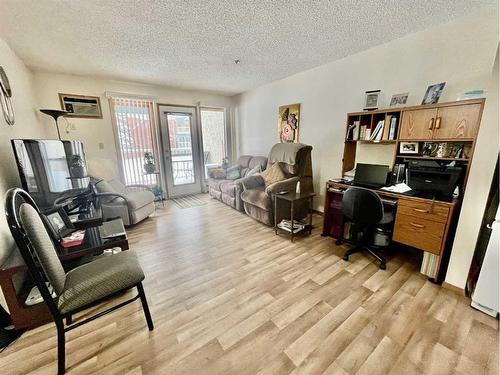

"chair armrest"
[95,192,127,203]
[126,184,152,192]
[240,175,265,190]
[265,176,299,195]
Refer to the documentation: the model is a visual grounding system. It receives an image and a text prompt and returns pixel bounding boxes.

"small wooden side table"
[274,192,316,242]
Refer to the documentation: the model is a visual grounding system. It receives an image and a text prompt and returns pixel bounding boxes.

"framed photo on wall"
[59,93,103,118]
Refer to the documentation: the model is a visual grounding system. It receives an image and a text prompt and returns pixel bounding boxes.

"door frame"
[157,103,204,198]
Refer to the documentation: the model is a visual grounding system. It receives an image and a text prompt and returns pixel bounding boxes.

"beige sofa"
[207,155,268,211]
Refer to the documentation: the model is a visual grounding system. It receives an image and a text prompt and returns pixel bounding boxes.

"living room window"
[200,107,228,178]
[109,97,160,187]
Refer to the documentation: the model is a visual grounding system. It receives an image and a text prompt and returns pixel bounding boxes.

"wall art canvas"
[278,103,300,143]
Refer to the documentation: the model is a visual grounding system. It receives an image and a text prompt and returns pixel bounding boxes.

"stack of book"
[277,219,306,234]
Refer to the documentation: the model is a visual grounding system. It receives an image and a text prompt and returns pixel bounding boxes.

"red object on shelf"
[61,230,85,248]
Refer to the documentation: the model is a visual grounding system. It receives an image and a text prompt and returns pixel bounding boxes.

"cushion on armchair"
[260,162,286,187]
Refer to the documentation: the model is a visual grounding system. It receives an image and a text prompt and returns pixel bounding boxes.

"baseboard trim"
[442,282,465,296]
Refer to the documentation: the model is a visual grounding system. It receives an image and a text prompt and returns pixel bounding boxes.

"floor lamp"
[40,109,68,140]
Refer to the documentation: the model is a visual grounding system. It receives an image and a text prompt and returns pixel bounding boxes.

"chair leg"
[342,246,362,261]
[66,314,72,325]
[365,247,387,270]
[137,282,154,331]
[56,321,65,374]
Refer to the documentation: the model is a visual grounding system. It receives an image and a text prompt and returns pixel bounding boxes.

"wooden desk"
[322,181,458,282]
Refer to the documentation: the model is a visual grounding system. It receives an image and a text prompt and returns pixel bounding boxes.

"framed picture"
[400,141,419,154]
[364,90,380,110]
[389,93,409,106]
[42,207,74,241]
[59,93,103,118]
[422,82,446,105]
[278,103,300,143]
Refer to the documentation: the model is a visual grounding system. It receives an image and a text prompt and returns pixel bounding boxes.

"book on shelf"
[364,127,371,140]
[388,117,398,140]
[360,125,367,140]
[382,115,392,140]
[353,121,360,140]
[369,120,384,141]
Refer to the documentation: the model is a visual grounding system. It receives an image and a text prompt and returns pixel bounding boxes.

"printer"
[406,159,464,201]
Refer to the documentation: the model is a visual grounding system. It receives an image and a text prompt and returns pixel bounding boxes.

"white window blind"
[109,97,160,186]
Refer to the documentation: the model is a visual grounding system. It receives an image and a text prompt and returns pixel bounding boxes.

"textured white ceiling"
[0,0,495,95]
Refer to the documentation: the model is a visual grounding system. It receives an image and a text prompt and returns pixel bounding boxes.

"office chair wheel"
[342,254,349,261]
[335,239,342,245]
[379,262,386,270]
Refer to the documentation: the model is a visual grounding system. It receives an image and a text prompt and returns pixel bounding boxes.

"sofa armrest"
[265,176,299,195]
[240,175,265,190]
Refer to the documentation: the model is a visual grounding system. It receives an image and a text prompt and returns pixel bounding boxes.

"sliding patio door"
[158,105,203,197]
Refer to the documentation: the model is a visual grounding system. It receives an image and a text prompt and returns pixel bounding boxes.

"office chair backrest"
[342,187,384,225]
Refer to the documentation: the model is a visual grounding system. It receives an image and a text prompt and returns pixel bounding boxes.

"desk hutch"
[322,98,485,282]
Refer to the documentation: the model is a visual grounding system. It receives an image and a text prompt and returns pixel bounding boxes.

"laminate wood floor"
[1,195,498,374]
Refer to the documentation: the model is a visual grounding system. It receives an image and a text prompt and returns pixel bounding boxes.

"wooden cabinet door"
[399,108,437,140]
[433,104,482,139]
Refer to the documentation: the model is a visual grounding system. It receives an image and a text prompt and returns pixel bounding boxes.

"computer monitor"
[354,163,389,188]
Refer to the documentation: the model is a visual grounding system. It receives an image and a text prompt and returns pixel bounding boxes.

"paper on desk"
[380,183,412,193]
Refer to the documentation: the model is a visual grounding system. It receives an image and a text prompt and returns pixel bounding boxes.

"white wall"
[0,38,52,309]
[33,72,235,179]
[235,8,499,289]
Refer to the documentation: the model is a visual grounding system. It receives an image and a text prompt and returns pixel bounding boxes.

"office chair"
[341,187,394,269]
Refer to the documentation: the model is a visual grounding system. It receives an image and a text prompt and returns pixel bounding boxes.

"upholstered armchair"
[240,143,313,226]
[93,178,156,226]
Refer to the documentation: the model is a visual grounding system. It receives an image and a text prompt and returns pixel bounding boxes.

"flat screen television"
[11,139,90,210]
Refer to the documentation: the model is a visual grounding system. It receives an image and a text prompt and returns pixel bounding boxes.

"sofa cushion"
[241,188,271,211]
[237,155,253,169]
[226,164,241,180]
[208,168,226,179]
[220,181,238,197]
[208,178,230,191]
[260,162,286,187]
[245,164,262,177]
[249,156,268,172]
[126,190,155,210]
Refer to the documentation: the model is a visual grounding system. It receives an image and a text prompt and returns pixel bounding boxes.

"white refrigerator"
[471,206,500,317]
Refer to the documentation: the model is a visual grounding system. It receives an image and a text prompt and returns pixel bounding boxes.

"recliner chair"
[341,187,394,269]
[240,143,313,226]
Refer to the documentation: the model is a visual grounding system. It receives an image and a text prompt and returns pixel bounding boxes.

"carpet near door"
[172,194,208,209]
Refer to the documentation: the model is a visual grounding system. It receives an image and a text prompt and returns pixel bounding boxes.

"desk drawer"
[393,213,446,255]
[397,199,450,223]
